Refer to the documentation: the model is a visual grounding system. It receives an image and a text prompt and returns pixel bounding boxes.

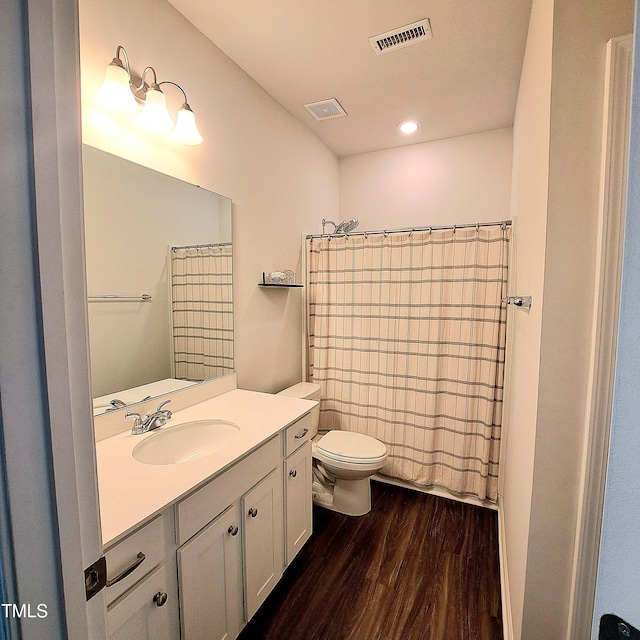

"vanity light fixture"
[137,67,174,131]
[95,46,138,112]
[162,82,204,145]
[398,120,420,134]
[96,46,203,145]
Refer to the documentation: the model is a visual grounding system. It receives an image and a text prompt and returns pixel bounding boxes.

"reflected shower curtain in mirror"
[307,226,510,502]
[171,245,233,381]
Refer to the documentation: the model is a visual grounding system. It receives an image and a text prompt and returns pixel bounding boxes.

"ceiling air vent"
[369,18,433,55]
[304,98,347,121]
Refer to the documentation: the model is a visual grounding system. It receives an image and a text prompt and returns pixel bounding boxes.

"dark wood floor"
[239,482,503,640]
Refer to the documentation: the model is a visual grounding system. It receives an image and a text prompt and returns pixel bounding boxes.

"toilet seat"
[316,430,387,465]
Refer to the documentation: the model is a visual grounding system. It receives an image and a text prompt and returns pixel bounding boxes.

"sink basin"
[132,420,241,465]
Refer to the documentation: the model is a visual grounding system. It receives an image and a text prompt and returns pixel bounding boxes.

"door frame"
[0,0,106,637]
[568,34,633,639]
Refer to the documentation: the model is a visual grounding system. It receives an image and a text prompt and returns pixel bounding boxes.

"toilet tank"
[277,382,321,437]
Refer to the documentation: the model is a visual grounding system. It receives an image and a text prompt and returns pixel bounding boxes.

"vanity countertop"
[96,389,316,547]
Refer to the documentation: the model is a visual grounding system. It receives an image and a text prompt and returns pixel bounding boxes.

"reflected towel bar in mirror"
[88,294,152,302]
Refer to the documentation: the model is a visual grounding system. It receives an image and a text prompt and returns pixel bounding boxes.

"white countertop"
[96,389,316,547]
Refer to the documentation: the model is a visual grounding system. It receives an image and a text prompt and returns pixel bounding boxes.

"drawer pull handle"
[248,507,258,518]
[106,552,146,587]
[289,470,297,478]
[294,428,309,440]
[153,592,168,607]
[228,525,239,536]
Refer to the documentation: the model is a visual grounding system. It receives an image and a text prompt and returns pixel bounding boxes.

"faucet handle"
[125,411,144,434]
[155,400,172,419]
[156,400,171,411]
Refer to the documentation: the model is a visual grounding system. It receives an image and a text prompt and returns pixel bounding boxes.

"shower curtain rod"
[171,241,232,251]
[306,219,511,240]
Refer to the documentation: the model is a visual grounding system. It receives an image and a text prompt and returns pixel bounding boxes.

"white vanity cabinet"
[99,400,315,640]
[283,415,313,566]
[177,505,241,640]
[106,567,174,640]
[284,441,312,565]
[242,468,283,619]
[104,515,179,640]
[175,435,285,638]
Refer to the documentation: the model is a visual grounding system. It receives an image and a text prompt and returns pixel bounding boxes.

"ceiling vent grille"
[304,98,347,121]
[369,18,432,55]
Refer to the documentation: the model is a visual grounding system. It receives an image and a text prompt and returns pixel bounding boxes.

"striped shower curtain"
[307,225,510,502]
[171,244,234,381]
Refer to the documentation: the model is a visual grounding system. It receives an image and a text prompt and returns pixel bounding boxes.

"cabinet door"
[177,505,241,640]
[285,441,312,565]
[242,468,283,620]
[107,567,174,640]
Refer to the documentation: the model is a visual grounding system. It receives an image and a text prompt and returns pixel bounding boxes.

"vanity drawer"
[284,413,312,457]
[104,514,166,606]
[176,435,280,545]
[106,566,172,640]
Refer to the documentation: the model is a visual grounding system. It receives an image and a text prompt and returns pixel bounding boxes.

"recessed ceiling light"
[398,120,420,134]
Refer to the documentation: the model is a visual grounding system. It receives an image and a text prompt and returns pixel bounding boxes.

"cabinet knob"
[248,507,258,518]
[153,592,168,607]
[289,469,297,478]
[228,524,239,536]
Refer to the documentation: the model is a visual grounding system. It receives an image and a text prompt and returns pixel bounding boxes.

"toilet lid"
[317,430,387,464]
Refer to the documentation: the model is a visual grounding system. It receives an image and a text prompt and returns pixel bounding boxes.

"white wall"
[501,1,553,637]
[503,0,634,638]
[339,128,513,230]
[79,0,339,393]
[592,4,640,635]
[526,1,633,637]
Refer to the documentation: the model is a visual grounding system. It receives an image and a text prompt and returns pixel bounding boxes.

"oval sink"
[132,420,241,465]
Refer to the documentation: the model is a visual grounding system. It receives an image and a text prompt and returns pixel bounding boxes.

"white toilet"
[278,382,388,516]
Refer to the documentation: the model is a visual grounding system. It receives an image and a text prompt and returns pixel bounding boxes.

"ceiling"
[167,1,533,158]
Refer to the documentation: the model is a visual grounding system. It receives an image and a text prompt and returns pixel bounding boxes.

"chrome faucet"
[126,400,172,435]
[106,398,127,411]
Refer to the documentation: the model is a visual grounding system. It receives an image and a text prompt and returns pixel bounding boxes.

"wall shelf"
[258,283,303,288]
[259,272,303,288]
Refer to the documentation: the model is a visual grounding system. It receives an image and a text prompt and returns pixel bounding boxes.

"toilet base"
[312,476,372,517]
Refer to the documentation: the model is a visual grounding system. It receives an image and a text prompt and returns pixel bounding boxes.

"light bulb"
[172,105,203,145]
[138,85,174,131]
[398,120,420,134]
[95,60,137,112]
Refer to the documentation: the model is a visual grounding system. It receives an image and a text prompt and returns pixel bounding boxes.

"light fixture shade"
[138,86,174,131]
[95,61,137,111]
[172,106,203,145]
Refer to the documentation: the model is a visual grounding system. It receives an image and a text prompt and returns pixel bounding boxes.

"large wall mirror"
[83,145,233,414]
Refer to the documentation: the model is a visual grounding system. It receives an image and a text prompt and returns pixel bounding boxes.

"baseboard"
[372,473,498,510]
[498,499,515,640]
